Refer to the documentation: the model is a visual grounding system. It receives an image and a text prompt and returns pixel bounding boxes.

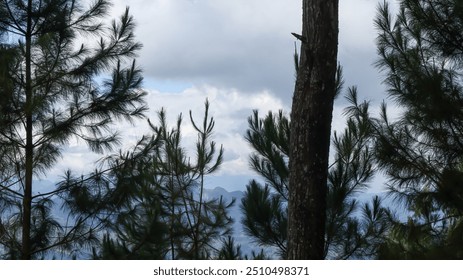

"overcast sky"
[47,0,400,192]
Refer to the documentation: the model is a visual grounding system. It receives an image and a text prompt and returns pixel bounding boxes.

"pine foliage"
[0,0,146,259]
[373,0,463,259]
[93,101,234,260]
[241,86,389,259]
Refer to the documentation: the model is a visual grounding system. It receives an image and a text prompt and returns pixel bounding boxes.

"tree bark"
[287,0,339,260]
[22,0,34,260]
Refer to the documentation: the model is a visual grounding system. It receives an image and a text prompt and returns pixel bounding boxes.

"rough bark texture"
[21,0,33,260]
[287,0,339,260]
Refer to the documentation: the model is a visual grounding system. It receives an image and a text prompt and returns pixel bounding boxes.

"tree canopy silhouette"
[0,0,146,259]
[373,0,463,259]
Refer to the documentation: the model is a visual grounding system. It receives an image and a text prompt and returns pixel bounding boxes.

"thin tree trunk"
[193,173,204,259]
[22,0,34,260]
[287,0,339,260]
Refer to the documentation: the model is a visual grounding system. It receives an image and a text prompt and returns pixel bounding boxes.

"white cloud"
[50,0,399,192]
[106,0,396,106]
[111,0,300,102]
[139,85,288,178]
[340,0,380,51]
[51,85,286,190]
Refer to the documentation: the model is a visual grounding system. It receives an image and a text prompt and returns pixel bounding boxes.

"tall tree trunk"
[22,0,33,260]
[287,0,339,260]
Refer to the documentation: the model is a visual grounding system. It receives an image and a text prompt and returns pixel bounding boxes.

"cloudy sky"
[49,0,400,192]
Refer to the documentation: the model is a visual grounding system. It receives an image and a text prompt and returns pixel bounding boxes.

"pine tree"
[216,236,243,260]
[241,110,289,258]
[241,86,390,259]
[93,101,234,260]
[0,0,146,259]
[327,89,389,259]
[89,132,169,260]
[373,0,463,259]
[287,0,340,259]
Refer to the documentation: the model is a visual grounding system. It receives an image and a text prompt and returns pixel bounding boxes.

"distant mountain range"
[31,181,399,259]
[44,182,257,258]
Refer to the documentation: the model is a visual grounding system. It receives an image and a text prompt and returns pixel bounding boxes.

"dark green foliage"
[246,110,290,200]
[217,236,243,260]
[0,0,146,259]
[373,0,463,259]
[325,88,389,259]
[92,101,234,260]
[241,110,289,258]
[0,45,17,119]
[241,180,287,257]
[240,87,389,259]
[215,236,271,260]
